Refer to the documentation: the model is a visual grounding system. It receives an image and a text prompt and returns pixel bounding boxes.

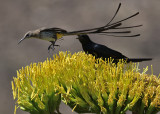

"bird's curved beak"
[18,36,26,44]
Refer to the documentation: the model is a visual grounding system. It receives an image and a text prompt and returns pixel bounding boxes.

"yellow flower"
[12,51,160,114]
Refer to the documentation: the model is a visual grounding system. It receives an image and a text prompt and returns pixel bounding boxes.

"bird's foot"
[48,44,60,54]
[48,44,54,52]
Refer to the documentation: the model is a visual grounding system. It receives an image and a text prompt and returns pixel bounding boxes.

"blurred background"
[0,0,160,113]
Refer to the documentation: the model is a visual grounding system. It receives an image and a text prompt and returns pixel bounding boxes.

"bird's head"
[18,30,39,44]
[76,35,92,44]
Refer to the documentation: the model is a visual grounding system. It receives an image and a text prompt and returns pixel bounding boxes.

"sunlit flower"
[12,51,160,114]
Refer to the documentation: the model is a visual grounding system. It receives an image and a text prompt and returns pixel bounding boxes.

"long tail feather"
[112,25,143,29]
[100,31,131,34]
[99,34,140,37]
[108,12,140,27]
[104,3,121,27]
[65,3,141,37]
[67,23,122,35]
[126,58,152,62]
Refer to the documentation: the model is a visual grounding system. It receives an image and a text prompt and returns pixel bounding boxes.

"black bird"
[18,3,142,51]
[77,35,152,63]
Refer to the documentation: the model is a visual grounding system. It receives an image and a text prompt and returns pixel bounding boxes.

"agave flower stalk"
[12,52,160,114]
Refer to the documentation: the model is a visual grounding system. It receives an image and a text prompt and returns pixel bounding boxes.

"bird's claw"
[48,44,60,54]
[48,44,54,51]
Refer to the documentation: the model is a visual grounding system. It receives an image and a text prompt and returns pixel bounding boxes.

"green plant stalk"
[146,104,155,114]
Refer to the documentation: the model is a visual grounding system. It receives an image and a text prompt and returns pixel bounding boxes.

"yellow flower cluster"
[12,51,160,114]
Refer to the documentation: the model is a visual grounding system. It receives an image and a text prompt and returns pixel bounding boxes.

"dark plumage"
[77,35,152,63]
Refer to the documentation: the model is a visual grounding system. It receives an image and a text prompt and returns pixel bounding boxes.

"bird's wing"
[40,27,68,40]
[40,27,67,33]
[93,44,127,59]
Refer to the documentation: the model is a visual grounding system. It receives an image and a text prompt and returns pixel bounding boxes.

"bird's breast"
[41,37,56,42]
[82,43,95,53]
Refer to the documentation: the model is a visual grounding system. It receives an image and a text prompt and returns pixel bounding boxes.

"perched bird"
[18,3,142,51]
[77,35,152,63]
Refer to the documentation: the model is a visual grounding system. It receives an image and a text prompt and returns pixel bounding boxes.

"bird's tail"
[126,58,152,62]
[65,3,142,37]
